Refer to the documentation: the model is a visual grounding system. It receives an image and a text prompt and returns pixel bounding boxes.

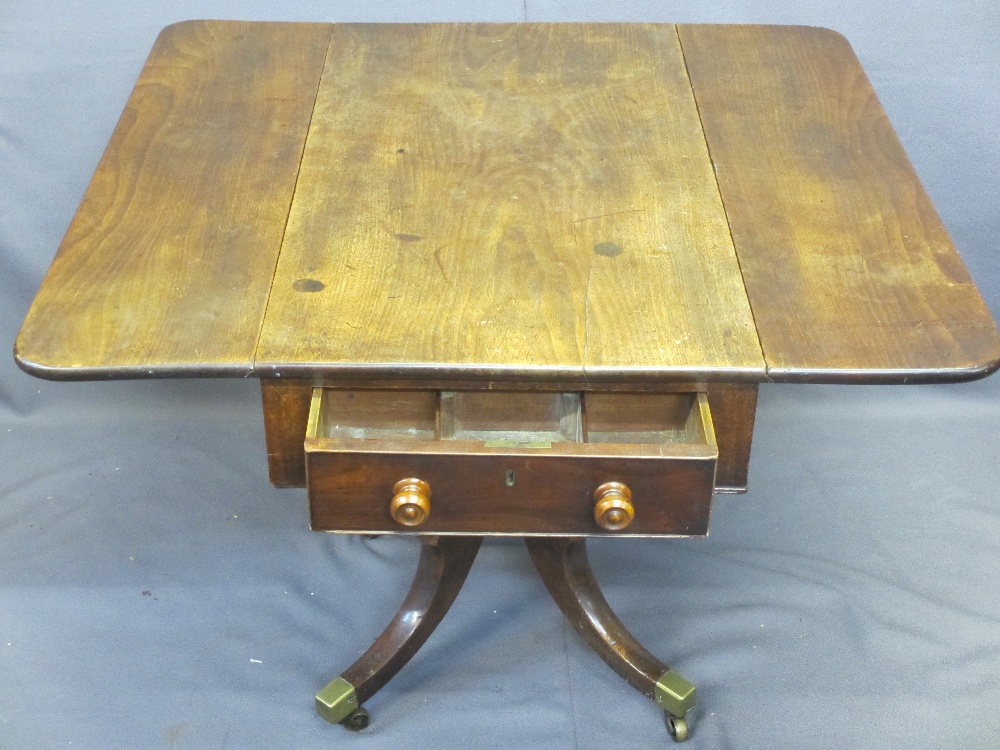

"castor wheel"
[341,707,370,731]
[666,715,689,742]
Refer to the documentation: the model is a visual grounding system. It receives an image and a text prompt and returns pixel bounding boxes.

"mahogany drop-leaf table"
[15,21,1000,742]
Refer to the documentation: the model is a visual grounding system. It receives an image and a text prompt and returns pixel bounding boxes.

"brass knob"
[593,481,634,531]
[390,478,431,526]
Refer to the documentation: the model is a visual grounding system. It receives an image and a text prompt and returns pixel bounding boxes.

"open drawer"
[305,389,718,537]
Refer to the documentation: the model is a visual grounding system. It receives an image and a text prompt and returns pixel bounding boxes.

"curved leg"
[525,537,697,741]
[316,535,482,729]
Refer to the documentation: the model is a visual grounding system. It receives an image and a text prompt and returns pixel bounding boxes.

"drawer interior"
[309,389,713,451]
[583,393,707,445]
[439,392,582,446]
[313,390,438,440]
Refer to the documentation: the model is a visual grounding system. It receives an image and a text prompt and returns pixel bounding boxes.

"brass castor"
[666,715,689,742]
[341,707,370,731]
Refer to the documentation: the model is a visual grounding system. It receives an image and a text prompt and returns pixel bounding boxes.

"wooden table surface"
[15,21,1000,385]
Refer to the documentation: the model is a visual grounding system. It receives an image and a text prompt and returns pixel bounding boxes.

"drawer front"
[305,390,718,537]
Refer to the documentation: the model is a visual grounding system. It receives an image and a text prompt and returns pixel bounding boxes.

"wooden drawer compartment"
[305,389,718,537]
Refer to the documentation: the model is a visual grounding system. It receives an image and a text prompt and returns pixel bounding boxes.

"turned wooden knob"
[390,478,431,526]
[593,481,634,531]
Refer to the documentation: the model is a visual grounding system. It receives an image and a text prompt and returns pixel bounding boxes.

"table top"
[15,21,1000,385]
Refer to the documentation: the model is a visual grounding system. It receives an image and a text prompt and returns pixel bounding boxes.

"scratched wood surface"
[255,23,765,383]
[14,20,332,379]
[17,22,1000,385]
[679,24,1000,383]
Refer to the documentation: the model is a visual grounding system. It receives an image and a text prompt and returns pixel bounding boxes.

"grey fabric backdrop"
[2,1,999,748]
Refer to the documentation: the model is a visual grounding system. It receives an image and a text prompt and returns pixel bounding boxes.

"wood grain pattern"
[15,20,332,379]
[19,22,998,386]
[678,24,1000,383]
[256,23,764,383]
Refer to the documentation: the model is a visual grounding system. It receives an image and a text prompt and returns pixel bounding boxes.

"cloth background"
[2,1,999,748]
